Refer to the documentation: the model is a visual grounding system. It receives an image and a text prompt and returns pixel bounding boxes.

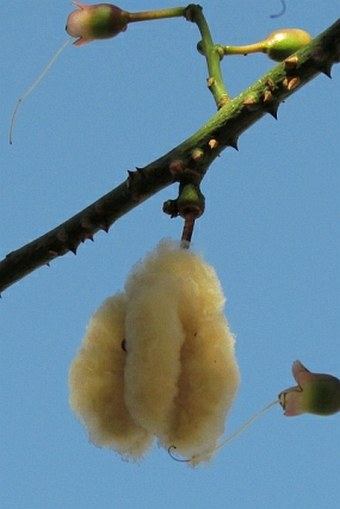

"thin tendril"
[270,0,286,19]
[167,446,190,462]
[207,400,279,457]
[9,38,71,144]
[168,400,279,464]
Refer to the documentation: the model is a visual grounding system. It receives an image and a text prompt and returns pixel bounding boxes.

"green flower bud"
[279,361,340,416]
[263,29,312,61]
[66,2,129,46]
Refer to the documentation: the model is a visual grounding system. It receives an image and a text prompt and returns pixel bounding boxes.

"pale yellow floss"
[69,241,240,465]
[69,293,152,460]
[124,241,240,465]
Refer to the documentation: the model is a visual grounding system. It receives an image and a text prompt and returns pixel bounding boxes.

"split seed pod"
[69,241,240,465]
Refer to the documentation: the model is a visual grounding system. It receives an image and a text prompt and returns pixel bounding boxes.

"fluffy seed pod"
[124,241,240,464]
[66,2,128,46]
[69,293,152,460]
[69,241,240,465]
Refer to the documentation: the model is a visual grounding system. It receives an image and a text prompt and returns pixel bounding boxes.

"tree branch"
[1,19,339,294]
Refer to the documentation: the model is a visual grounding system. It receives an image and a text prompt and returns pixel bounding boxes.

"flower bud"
[279,360,340,416]
[66,1,129,46]
[263,29,312,61]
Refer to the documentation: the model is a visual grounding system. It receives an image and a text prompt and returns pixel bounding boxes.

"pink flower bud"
[279,361,340,416]
[66,2,128,46]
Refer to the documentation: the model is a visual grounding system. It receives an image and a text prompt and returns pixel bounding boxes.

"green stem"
[126,7,186,23]
[186,4,230,107]
[221,41,266,56]
[126,5,230,107]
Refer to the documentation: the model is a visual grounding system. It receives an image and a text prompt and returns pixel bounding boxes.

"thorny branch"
[0,18,339,294]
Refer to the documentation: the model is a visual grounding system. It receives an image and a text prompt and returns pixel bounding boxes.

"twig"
[186,4,230,106]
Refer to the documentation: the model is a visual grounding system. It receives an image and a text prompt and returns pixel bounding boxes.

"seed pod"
[69,242,240,465]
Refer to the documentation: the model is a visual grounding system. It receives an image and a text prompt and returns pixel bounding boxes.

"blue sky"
[1,1,339,508]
